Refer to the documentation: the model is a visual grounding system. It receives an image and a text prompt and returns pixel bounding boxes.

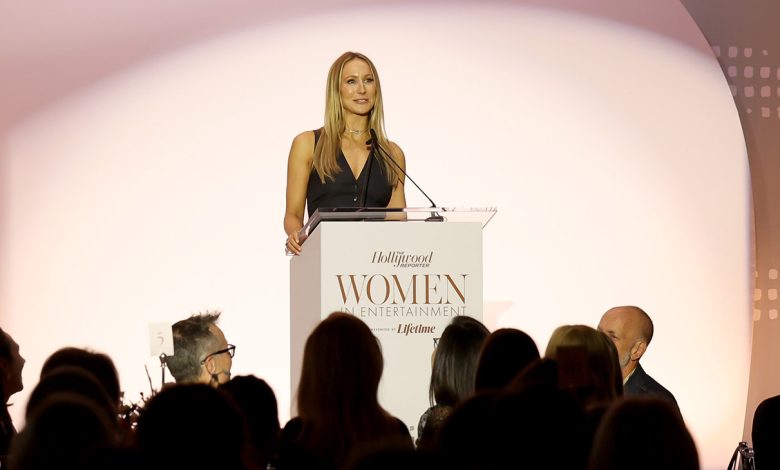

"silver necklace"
[345,127,368,135]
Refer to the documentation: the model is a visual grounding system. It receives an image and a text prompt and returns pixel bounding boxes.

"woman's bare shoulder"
[289,130,317,163]
[387,140,406,163]
[292,130,316,147]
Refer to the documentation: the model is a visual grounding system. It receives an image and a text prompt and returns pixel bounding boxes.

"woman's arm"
[284,131,314,254]
[386,141,407,209]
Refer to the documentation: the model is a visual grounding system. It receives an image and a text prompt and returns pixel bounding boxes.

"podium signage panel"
[290,209,491,435]
[321,222,481,322]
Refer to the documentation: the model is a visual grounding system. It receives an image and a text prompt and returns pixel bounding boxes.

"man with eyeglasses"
[165,311,235,386]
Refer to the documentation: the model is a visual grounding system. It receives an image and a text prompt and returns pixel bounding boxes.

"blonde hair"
[313,51,398,185]
[545,325,622,404]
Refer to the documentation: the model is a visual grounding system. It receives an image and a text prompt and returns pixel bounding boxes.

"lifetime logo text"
[397,323,436,335]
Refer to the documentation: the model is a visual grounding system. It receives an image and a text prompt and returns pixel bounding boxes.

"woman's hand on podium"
[285,231,302,256]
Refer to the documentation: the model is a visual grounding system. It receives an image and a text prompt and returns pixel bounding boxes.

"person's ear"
[203,356,216,374]
[630,340,647,361]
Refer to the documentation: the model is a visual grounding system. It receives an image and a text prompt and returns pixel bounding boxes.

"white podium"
[289,207,495,434]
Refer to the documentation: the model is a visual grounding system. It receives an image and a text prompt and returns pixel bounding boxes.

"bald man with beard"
[598,306,678,411]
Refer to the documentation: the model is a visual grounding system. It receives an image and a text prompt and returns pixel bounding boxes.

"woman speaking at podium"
[284,51,407,255]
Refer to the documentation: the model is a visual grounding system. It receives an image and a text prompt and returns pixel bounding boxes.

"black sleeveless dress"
[306,129,393,217]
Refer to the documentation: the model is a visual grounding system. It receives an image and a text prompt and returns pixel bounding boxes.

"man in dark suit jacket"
[598,306,678,411]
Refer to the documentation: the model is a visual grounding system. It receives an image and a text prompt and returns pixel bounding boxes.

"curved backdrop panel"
[0,1,748,468]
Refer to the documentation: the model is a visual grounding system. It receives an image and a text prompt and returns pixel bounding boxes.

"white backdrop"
[0,2,749,468]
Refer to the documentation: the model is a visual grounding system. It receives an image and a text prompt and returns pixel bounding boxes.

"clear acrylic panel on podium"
[291,207,497,252]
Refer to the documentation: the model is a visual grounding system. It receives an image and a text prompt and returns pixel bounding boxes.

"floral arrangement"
[117,364,159,440]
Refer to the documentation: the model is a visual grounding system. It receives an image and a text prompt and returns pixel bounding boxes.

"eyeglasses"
[201,344,236,364]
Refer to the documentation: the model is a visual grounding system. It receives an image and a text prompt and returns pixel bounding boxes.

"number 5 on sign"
[148,323,174,357]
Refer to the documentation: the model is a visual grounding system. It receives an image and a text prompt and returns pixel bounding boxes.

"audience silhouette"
[417,315,489,449]
[544,324,623,409]
[475,327,539,392]
[26,365,116,428]
[0,309,702,470]
[10,393,115,470]
[41,347,121,411]
[0,327,24,468]
[752,394,780,470]
[136,383,247,470]
[588,396,698,470]
[220,375,281,470]
[277,312,412,470]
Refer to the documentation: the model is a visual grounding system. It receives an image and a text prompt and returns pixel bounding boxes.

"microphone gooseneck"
[359,131,375,208]
[368,129,440,210]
